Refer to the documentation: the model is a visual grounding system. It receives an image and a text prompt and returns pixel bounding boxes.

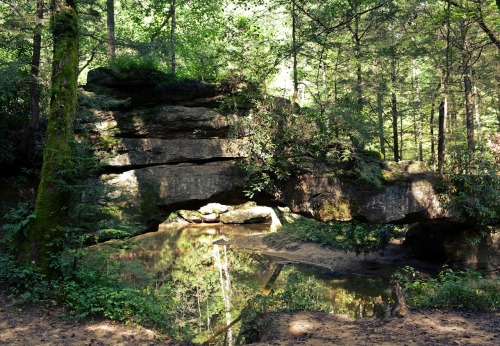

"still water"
[101,222,395,344]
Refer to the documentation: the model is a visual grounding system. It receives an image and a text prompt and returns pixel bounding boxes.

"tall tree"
[438,0,452,176]
[291,1,299,106]
[18,0,79,275]
[106,0,115,59]
[461,25,475,155]
[169,0,176,76]
[19,0,44,158]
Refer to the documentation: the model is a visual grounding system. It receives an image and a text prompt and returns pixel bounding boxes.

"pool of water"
[96,222,396,344]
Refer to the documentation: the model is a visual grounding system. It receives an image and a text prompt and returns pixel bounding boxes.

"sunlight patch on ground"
[420,318,467,333]
[86,323,118,332]
[289,319,313,336]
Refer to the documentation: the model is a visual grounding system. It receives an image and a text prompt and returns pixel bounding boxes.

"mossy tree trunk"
[18,0,79,276]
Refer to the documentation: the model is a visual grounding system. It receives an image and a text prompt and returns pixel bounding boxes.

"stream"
[96,222,399,344]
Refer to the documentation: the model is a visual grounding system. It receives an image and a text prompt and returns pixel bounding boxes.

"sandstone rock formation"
[275,170,446,223]
[84,69,248,223]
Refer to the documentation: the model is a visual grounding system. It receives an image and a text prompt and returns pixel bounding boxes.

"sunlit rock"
[276,172,447,223]
[220,206,273,224]
[91,106,238,140]
[199,203,231,215]
[106,138,246,168]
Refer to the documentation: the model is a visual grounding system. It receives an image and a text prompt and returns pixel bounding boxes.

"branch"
[261,0,391,81]
[443,0,499,52]
[79,49,97,75]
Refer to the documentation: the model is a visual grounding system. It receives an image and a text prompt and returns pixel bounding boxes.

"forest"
[0,0,499,345]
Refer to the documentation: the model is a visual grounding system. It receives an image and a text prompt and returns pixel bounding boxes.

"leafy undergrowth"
[0,253,192,340]
[394,266,500,311]
[264,216,406,255]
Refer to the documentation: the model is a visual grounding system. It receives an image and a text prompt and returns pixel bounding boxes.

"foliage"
[0,254,47,301]
[109,53,162,72]
[0,202,35,250]
[0,250,190,339]
[265,216,405,255]
[0,64,31,166]
[238,269,330,344]
[235,95,358,198]
[394,266,500,310]
[444,149,500,230]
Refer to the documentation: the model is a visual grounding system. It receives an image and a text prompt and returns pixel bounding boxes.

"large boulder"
[443,227,500,272]
[404,222,499,272]
[102,161,245,216]
[276,171,446,223]
[220,206,273,224]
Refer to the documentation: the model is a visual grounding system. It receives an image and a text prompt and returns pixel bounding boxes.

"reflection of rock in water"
[89,222,401,344]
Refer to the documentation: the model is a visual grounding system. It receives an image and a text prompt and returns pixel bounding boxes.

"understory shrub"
[394,266,500,310]
[237,270,329,344]
[0,252,191,339]
[265,216,405,255]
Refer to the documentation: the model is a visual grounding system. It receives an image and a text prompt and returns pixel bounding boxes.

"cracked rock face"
[276,171,447,223]
[85,69,449,227]
[84,71,248,222]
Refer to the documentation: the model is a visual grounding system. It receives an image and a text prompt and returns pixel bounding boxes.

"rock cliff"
[85,68,450,225]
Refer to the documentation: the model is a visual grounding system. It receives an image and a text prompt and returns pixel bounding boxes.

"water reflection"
[105,223,394,344]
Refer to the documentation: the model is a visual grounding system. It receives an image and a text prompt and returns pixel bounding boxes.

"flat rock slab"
[106,138,246,168]
[91,106,237,139]
[220,206,273,224]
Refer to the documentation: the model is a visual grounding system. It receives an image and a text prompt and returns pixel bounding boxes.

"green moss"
[380,169,404,183]
[315,200,352,222]
[18,2,80,276]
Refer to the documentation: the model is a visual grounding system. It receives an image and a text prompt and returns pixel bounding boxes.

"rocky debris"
[199,203,231,215]
[178,210,218,223]
[165,203,282,231]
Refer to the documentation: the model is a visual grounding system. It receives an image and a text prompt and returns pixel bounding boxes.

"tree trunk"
[464,75,475,154]
[377,83,386,160]
[430,98,436,171]
[106,0,115,59]
[412,61,423,161]
[170,0,176,77]
[18,0,79,276]
[391,282,409,318]
[19,0,44,160]
[473,78,481,148]
[348,0,363,113]
[438,1,451,177]
[496,57,500,132]
[438,100,446,176]
[291,2,299,107]
[391,54,399,162]
[462,28,475,156]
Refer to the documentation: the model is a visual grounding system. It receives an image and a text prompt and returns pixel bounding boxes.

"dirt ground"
[1,235,498,345]
[0,293,189,346]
